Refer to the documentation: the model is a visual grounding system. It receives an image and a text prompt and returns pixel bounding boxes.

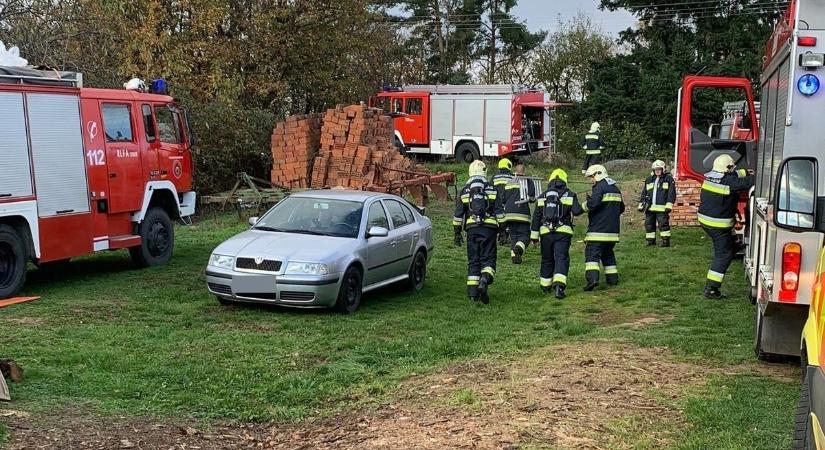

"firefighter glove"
[637,202,646,212]
[453,231,464,247]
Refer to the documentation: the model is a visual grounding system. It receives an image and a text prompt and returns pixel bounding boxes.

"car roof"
[289,189,387,202]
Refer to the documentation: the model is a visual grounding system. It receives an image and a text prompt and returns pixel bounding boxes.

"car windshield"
[254,197,363,238]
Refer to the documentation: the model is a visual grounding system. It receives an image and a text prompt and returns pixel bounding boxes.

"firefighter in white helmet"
[582,164,625,291]
[698,154,754,299]
[452,160,505,304]
[639,160,676,247]
[581,122,605,175]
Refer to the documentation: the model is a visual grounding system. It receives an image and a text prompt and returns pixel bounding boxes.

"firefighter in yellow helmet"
[581,122,605,175]
[582,164,625,291]
[452,160,505,304]
[492,158,514,246]
[639,160,676,247]
[499,158,536,264]
[698,154,754,299]
[530,168,584,299]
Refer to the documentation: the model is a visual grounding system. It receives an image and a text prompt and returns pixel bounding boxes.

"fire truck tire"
[0,224,27,300]
[792,361,815,449]
[130,208,175,268]
[456,142,480,163]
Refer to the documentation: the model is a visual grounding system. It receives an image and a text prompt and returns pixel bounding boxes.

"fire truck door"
[101,102,144,213]
[153,104,188,190]
[139,104,160,182]
[677,76,758,181]
[401,97,427,145]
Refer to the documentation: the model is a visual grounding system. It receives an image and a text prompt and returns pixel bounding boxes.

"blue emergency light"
[798,74,820,96]
[150,78,168,95]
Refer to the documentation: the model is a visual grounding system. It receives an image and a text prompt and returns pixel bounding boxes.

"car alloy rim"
[414,255,425,285]
[0,243,12,287]
[147,220,170,257]
[347,273,359,307]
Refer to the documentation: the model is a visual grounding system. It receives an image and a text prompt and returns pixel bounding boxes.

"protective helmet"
[589,122,601,133]
[651,160,666,171]
[498,158,513,171]
[469,160,487,178]
[585,164,608,182]
[548,168,568,184]
[712,154,736,173]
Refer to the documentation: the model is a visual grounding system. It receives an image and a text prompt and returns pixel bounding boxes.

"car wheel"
[0,224,27,299]
[216,295,234,306]
[130,207,175,268]
[456,142,479,163]
[407,250,427,292]
[793,357,816,450]
[335,266,363,314]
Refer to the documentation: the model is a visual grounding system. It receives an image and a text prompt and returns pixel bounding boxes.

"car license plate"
[233,275,275,294]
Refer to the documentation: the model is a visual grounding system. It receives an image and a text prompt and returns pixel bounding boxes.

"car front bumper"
[205,268,341,308]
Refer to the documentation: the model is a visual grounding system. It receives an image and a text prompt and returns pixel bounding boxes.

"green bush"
[187,102,277,194]
[554,114,672,163]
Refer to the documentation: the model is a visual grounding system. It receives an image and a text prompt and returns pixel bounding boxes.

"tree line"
[0,0,786,192]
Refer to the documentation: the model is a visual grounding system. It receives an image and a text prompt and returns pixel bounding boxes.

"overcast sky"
[512,0,637,36]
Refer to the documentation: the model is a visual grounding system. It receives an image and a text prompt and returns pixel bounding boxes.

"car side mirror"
[367,226,389,238]
[775,158,817,231]
[248,217,259,227]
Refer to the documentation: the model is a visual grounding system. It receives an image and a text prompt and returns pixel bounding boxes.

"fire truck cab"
[0,67,196,299]
[371,85,555,162]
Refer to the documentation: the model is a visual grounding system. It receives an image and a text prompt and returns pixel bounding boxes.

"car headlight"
[209,254,235,270]
[285,262,329,275]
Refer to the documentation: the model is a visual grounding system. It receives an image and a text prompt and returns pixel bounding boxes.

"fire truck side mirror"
[775,158,817,231]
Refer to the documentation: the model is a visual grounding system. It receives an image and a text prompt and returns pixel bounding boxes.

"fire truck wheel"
[130,208,175,268]
[0,224,27,299]
[456,142,480,164]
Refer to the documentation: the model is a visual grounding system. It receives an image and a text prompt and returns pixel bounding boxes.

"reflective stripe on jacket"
[583,178,624,241]
[531,181,584,239]
[640,173,676,212]
[452,176,505,230]
[502,175,536,224]
[697,170,754,229]
[582,131,605,155]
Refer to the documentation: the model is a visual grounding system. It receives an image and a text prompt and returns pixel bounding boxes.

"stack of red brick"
[671,177,701,226]
[271,104,426,190]
[270,114,322,189]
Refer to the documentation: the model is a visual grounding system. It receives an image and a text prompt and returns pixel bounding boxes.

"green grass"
[0,422,7,445]
[0,163,801,448]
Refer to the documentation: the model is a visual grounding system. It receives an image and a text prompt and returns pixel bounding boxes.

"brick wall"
[672,177,701,227]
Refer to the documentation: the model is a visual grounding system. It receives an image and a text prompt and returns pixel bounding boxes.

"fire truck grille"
[235,258,282,272]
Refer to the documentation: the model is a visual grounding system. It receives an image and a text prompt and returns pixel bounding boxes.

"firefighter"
[581,122,605,175]
[453,160,505,304]
[639,160,676,247]
[492,158,514,246]
[583,164,625,291]
[503,161,536,264]
[698,154,755,299]
[530,168,584,299]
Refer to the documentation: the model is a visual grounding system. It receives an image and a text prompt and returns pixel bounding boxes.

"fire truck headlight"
[798,74,820,96]
[209,254,235,270]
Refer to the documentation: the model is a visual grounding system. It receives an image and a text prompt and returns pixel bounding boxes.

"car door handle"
[391,241,397,246]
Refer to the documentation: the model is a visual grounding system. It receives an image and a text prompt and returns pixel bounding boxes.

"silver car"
[206,190,433,313]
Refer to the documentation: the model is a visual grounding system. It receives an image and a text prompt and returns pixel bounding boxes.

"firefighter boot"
[584,281,599,292]
[542,285,552,295]
[661,238,671,248]
[554,283,566,300]
[703,286,726,300]
[511,245,524,265]
[646,239,656,246]
[478,274,491,305]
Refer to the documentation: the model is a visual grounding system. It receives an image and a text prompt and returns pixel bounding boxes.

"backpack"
[468,182,490,221]
[542,190,563,228]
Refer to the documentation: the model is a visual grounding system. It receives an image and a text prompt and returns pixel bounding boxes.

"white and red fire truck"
[0,67,196,299]
[370,85,558,162]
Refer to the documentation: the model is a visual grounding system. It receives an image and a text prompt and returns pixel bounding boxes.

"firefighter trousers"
[466,227,497,298]
[644,211,671,241]
[508,222,531,255]
[585,242,618,285]
[540,233,571,288]
[582,154,602,173]
[703,226,736,289]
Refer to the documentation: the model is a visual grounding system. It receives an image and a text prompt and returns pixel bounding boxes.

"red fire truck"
[0,67,196,299]
[370,85,557,162]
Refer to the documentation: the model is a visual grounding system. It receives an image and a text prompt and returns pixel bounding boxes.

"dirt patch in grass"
[4,339,737,450]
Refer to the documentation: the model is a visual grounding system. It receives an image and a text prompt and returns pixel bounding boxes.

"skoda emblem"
[254,257,264,265]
